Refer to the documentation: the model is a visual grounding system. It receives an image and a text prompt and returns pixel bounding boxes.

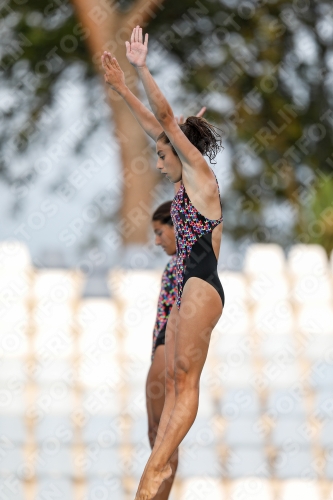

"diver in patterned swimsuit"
[101,30,223,499]
[145,201,178,500]
[151,252,177,360]
[171,171,225,310]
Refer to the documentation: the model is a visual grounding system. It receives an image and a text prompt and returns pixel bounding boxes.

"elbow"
[153,103,174,124]
[156,110,174,125]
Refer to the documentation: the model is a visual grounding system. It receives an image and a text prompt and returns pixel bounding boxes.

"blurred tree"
[1,0,332,253]
[0,0,164,248]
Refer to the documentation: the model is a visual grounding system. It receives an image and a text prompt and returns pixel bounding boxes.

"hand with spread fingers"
[126,25,148,68]
[101,51,126,93]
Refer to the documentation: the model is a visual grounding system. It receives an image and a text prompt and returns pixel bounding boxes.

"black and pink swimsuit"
[151,254,177,361]
[171,174,225,310]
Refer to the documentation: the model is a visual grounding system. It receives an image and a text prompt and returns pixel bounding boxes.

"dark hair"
[157,116,223,164]
[152,201,173,226]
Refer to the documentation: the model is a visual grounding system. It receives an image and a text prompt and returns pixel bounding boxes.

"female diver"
[147,201,178,500]
[101,27,224,500]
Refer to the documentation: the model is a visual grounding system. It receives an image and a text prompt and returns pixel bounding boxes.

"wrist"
[117,84,129,96]
[136,64,148,71]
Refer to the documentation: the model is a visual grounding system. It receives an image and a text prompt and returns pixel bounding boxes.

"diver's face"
[152,220,176,256]
[156,140,182,183]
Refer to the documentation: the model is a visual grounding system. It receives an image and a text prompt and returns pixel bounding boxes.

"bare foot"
[135,462,172,500]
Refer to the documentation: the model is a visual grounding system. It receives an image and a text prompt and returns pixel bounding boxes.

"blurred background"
[0,0,333,499]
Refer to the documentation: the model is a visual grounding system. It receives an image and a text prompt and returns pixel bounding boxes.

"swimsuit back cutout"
[151,254,177,360]
[171,170,224,309]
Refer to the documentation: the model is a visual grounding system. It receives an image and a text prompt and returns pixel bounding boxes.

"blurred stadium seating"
[0,241,332,499]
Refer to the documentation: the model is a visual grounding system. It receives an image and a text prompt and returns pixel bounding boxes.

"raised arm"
[101,51,163,141]
[125,27,213,190]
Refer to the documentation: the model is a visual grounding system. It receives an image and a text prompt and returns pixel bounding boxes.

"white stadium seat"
[83,448,125,477]
[86,479,125,500]
[82,415,123,446]
[0,328,29,357]
[0,416,26,443]
[34,327,74,358]
[182,416,219,448]
[225,417,265,446]
[279,480,321,500]
[0,449,25,476]
[266,390,306,418]
[0,358,28,385]
[0,269,31,304]
[36,416,73,445]
[253,301,295,336]
[81,389,122,417]
[260,334,296,359]
[33,270,83,302]
[179,477,225,500]
[244,244,286,275]
[77,299,118,333]
[108,269,160,304]
[0,304,29,333]
[291,273,332,303]
[36,480,74,500]
[123,326,154,364]
[0,241,31,270]
[220,389,261,419]
[217,301,251,336]
[35,447,74,477]
[296,305,333,336]
[34,359,73,385]
[79,354,122,389]
[79,327,119,358]
[0,240,332,494]
[230,478,273,500]
[248,274,290,304]
[271,417,312,446]
[227,447,268,477]
[219,272,248,304]
[34,303,74,328]
[288,244,328,276]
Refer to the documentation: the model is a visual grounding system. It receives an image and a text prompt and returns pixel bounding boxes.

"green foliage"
[301,174,333,255]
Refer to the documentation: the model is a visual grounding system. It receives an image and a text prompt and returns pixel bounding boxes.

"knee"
[174,359,196,393]
[165,368,176,395]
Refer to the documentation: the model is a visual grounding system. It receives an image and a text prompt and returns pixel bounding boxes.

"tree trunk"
[70,0,165,247]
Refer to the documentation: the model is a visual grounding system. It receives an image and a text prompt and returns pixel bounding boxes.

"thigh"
[146,304,179,424]
[176,277,223,382]
[164,303,179,382]
[146,345,166,425]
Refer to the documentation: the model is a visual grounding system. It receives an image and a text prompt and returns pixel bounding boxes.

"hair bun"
[180,115,223,164]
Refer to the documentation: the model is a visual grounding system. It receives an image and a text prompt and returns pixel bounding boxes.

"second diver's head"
[152,200,176,256]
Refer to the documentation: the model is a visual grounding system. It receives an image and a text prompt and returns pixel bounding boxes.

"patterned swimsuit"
[171,174,225,310]
[151,254,177,361]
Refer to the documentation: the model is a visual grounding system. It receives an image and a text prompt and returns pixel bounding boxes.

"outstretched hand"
[101,51,126,93]
[126,25,148,68]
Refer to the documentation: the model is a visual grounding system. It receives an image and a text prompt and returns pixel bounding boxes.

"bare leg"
[145,344,178,500]
[136,279,223,500]
[150,304,179,451]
